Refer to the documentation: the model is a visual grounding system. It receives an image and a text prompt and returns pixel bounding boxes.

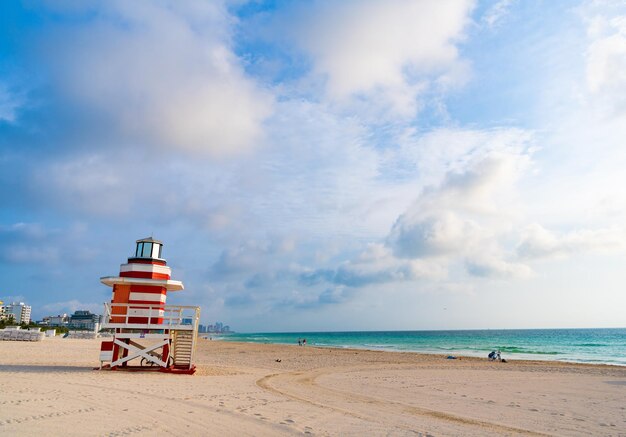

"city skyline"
[1,1,625,332]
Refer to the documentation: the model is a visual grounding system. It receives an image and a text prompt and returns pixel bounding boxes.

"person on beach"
[298,339,302,346]
[488,350,502,361]
[303,338,306,346]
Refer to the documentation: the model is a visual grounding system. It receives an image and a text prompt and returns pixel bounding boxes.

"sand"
[1,338,625,436]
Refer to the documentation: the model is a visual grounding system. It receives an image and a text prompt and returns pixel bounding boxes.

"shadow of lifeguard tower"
[98,237,200,374]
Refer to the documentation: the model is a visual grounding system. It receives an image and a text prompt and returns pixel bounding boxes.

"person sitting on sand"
[488,350,503,361]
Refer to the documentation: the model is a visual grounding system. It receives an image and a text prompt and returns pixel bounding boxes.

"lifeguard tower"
[98,237,200,374]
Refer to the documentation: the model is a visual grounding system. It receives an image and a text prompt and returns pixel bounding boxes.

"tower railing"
[102,303,200,331]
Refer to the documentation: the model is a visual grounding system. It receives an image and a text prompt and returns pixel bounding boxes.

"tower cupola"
[134,237,163,260]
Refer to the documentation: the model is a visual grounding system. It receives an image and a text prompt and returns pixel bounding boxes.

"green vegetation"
[0,315,16,329]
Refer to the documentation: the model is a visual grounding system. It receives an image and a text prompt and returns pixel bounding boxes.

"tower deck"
[101,303,199,331]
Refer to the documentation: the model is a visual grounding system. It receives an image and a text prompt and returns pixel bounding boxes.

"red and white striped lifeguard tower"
[98,237,200,374]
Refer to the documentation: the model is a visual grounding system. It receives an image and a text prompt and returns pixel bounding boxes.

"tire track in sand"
[257,366,552,436]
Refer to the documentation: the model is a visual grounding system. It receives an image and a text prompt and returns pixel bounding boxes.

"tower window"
[141,242,153,258]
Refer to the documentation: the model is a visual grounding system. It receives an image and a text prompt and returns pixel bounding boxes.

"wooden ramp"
[172,330,195,370]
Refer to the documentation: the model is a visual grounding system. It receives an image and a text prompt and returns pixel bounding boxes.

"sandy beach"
[1,338,625,436]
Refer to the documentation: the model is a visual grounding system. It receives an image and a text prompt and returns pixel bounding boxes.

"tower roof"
[136,236,162,244]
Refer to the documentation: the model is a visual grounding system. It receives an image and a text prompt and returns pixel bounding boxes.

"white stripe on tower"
[120,263,171,275]
[129,292,167,303]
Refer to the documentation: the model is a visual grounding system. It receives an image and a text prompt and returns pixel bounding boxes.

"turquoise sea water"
[220,328,626,366]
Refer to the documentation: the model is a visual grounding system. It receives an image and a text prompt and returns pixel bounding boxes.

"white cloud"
[37,154,133,216]
[249,99,385,239]
[0,82,21,123]
[1,245,60,264]
[585,11,626,115]
[299,243,446,289]
[212,241,271,277]
[465,255,532,279]
[482,0,514,29]
[517,223,626,260]
[40,299,102,316]
[340,243,447,283]
[0,221,102,267]
[0,222,47,239]
[389,211,479,258]
[0,223,60,264]
[287,0,474,117]
[381,127,534,188]
[291,129,539,287]
[521,4,626,233]
[40,1,272,154]
[387,140,532,263]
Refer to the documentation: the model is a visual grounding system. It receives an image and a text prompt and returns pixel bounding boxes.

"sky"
[1,0,625,332]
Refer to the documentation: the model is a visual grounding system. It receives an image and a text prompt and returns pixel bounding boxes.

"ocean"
[219,328,626,366]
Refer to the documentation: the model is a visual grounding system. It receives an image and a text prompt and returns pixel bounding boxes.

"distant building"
[69,310,102,331]
[42,314,70,326]
[199,321,232,333]
[1,302,32,324]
